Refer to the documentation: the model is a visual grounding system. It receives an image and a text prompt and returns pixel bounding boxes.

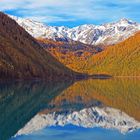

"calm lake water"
[0,78,140,140]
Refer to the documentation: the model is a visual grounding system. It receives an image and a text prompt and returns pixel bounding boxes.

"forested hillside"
[41,32,140,76]
[85,32,140,76]
[0,12,77,80]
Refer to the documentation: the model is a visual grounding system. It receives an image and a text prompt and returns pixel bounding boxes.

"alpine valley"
[0,10,140,140]
[10,15,140,76]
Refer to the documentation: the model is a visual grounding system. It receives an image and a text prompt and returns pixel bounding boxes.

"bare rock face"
[11,15,140,46]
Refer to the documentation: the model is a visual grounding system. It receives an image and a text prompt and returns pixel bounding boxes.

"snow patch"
[10,15,140,46]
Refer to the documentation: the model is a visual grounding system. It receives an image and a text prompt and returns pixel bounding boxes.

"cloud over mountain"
[1,0,140,27]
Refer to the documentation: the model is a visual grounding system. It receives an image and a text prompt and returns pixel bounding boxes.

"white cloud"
[26,15,76,23]
[0,0,140,25]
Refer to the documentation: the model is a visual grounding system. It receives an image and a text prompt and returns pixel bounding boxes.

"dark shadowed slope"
[0,80,73,140]
[0,12,77,80]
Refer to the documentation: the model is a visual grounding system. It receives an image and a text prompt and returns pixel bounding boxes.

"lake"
[0,78,140,140]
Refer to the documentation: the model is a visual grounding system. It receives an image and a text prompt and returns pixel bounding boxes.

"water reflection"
[14,78,140,137]
[16,105,140,136]
[11,126,140,140]
[49,78,140,121]
[0,80,73,140]
[0,78,140,140]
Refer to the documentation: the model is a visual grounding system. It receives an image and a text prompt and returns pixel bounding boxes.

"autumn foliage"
[38,38,101,73]
[39,32,140,76]
[0,12,139,79]
[85,32,140,76]
[0,12,77,80]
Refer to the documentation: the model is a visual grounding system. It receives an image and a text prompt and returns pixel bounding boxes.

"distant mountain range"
[0,12,139,79]
[10,15,140,76]
[37,32,140,76]
[10,15,140,46]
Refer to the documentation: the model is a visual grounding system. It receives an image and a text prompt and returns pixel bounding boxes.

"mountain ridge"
[6,14,140,76]
[10,15,140,46]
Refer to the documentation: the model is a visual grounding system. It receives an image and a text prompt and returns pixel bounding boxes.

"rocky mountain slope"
[0,12,77,80]
[10,15,140,46]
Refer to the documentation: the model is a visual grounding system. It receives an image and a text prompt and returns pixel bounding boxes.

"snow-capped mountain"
[10,15,140,46]
[16,106,140,136]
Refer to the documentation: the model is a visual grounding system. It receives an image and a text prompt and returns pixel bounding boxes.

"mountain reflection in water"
[0,78,140,140]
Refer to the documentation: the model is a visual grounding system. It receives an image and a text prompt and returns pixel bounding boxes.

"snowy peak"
[118,18,135,25]
[10,15,140,46]
[9,15,51,38]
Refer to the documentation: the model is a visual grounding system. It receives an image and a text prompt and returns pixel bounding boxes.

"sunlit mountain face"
[9,15,140,76]
[10,15,140,46]
[2,78,139,140]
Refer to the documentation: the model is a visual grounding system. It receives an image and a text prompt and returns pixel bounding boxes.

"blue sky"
[0,0,140,27]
